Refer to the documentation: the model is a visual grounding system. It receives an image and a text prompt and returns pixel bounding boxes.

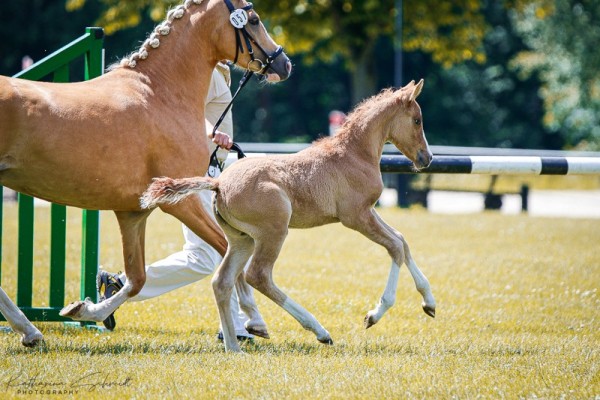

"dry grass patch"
[1,204,598,399]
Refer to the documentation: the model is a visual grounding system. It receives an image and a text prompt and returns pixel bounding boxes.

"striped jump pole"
[380,155,600,175]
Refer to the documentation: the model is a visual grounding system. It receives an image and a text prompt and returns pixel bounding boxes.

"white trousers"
[120,167,251,336]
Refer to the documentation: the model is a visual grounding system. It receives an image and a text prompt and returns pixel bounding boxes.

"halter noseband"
[223,0,284,76]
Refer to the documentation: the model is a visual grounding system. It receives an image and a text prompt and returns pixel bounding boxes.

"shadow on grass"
[4,324,536,358]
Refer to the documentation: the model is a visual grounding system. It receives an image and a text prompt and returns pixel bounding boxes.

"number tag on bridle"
[230,9,248,28]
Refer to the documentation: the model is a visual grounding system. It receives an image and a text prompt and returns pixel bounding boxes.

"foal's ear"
[408,79,424,102]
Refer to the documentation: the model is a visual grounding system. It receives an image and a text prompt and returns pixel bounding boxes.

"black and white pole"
[380,155,600,175]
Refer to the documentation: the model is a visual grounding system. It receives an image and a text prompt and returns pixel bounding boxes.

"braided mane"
[111,0,205,70]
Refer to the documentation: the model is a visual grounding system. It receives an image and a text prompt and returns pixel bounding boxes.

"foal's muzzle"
[416,149,433,169]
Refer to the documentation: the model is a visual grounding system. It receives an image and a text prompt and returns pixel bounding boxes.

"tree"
[66,0,489,105]
[61,0,584,150]
[0,0,103,76]
[510,0,600,149]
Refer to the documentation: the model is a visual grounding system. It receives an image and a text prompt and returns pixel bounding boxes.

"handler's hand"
[210,131,233,150]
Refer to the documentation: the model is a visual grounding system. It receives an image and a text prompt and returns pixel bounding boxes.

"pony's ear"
[408,79,424,102]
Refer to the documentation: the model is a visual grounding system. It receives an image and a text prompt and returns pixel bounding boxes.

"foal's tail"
[140,176,219,209]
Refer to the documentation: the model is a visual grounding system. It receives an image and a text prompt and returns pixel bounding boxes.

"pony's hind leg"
[0,287,44,347]
[342,208,435,328]
[159,194,228,256]
[245,233,333,345]
[61,211,150,322]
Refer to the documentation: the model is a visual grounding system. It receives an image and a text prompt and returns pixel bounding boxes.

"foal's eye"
[249,16,260,25]
[414,118,421,126]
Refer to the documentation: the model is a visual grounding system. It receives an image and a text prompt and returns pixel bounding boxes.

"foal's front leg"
[343,208,435,328]
[61,211,150,322]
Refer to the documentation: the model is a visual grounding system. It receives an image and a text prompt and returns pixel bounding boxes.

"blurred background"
[1,0,599,151]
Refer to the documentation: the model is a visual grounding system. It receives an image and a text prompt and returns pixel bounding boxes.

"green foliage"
[67,0,488,67]
[510,0,600,149]
[66,0,172,35]
[2,0,595,149]
[0,0,103,76]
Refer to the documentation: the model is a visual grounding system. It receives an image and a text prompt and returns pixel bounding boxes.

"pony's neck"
[115,1,218,107]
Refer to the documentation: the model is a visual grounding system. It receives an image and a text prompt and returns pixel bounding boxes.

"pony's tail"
[140,176,219,209]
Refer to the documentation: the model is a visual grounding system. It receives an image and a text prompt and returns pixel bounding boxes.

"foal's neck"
[333,114,390,164]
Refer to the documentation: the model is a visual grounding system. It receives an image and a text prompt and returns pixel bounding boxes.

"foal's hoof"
[364,312,377,329]
[318,337,333,345]
[59,301,86,319]
[246,326,270,340]
[423,305,436,318]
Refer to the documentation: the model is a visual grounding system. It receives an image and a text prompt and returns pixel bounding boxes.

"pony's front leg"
[60,211,150,322]
[0,287,44,347]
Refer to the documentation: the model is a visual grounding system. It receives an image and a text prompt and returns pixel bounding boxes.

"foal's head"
[385,80,432,170]
[212,0,292,82]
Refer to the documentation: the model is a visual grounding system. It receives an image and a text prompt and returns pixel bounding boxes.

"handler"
[97,62,254,341]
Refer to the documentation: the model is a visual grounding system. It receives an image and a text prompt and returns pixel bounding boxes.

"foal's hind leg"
[0,287,43,347]
[212,215,268,352]
[342,208,435,328]
[245,232,333,346]
[61,211,151,321]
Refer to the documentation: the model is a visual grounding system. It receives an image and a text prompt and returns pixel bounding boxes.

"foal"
[141,80,436,352]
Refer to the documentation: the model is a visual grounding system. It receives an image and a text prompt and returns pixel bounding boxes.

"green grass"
[1,204,599,399]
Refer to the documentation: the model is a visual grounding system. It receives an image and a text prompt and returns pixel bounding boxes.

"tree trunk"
[350,42,377,106]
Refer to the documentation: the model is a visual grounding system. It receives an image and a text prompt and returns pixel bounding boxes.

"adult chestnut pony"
[0,0,291,347]
[141,81,436,352]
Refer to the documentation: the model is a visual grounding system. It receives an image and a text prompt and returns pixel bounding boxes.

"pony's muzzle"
[269,53,292,82]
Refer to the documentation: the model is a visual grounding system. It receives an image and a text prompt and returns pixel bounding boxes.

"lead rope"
[208,70,252,176]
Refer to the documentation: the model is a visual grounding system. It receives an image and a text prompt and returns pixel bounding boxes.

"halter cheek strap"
[222,0,284,75]
[208,0,286,175]
[223,0,254,64]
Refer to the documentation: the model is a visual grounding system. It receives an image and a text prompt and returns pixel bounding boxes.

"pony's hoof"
[246,326,270,339]
[22,332,44,348]
[59,301,86,319]
[318,337,333,345]
[423,305,436,318]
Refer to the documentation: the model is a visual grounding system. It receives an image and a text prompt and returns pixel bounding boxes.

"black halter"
[208,0,285,174]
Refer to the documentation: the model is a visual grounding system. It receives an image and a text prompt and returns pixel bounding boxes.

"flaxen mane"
[112,0,205,69]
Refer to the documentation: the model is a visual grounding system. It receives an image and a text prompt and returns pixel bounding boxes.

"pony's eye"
[414,118,421,126]
[249,17,260,25]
